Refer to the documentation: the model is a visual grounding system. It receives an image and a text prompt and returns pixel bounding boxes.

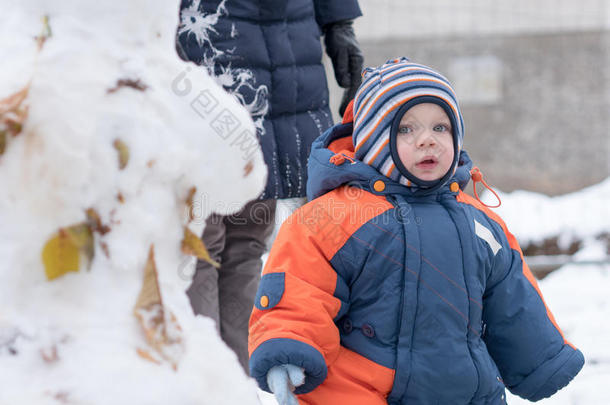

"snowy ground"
[259,179,610,405]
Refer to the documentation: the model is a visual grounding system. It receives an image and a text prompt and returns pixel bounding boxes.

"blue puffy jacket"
[248,121,585,404]
[177,0,362,199]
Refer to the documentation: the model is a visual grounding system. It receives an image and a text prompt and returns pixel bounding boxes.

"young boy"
[248,58,584,405]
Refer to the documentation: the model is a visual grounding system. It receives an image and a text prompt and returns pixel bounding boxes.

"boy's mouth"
[415,156,438,170]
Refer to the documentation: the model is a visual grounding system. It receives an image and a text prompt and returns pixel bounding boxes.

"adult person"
[176,0,363,374]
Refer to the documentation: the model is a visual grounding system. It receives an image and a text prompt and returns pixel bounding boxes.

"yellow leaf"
[181,227,220,268]
[63,223,94,265]
[41,222,94,281]
[113,139,129,170]
[42,230,80,281]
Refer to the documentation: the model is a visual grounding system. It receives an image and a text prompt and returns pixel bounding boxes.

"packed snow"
[0,1,266,404]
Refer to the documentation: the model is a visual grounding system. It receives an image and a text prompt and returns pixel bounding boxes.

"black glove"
[323,20,364,117]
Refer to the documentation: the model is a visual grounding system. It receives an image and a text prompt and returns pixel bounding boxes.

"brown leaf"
[85,208,110,235]
[185,186,196,223]
[181,227,220,268]
[113,139,129,170]
[107,78,148,94]
[243,160,254,177]
[133,246,183,369]
[0,131,6,156]
[100,241,110,259]
[0,87,29,116]
[117,192,125,203]
[134,246,163,311]
[0,86,29,143]
[136,347,161,365]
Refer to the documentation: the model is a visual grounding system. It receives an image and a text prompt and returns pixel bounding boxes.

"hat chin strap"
[397,163,456,195]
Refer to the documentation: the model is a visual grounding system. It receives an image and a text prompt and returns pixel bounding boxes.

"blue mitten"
[266,364,305,405]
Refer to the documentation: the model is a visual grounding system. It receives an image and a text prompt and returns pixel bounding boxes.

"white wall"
[354,0,610,40]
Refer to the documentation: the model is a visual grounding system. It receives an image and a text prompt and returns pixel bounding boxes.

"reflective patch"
[474,219,502,255]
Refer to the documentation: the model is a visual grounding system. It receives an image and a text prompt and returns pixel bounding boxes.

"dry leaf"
[0,87,28,116]
[63,224,94,266]
[0,131,6,155]
[185,186,196,223]
[244,160,254,177]
[36,15,52,50]
[113,139,129,170]
[0,86,29,147]
[181,227,220,268]
[85,208,110,235]
[42,230,80,281]
[117,192,125,203]
[41,222,94,281]
[136,347,161,365]
[100,242,110,259]
[134,246,183,369]
[134,246,163,311]
[107,78,148,94]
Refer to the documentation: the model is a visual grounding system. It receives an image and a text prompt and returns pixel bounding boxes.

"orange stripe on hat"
[354,77,455,128]
[365,138,390,164]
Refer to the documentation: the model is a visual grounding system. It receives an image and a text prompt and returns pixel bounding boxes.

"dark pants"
[186,199,277,374]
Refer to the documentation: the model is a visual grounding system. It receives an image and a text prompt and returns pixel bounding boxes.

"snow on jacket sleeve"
[248,198,351,394]
[478,205,585,401]
[313,0,362,28]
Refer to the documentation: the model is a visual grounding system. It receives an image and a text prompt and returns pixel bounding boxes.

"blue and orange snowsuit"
[248,115,584,404]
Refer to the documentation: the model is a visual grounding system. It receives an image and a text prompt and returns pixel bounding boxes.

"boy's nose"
[416,130,437,148]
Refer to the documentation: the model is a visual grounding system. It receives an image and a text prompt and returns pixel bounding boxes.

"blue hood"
[307,122,473,201]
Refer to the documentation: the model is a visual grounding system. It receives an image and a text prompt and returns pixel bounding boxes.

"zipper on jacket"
[386,194,410,403]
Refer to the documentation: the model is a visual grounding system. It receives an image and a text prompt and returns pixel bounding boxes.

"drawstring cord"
[470,167,502,208]
[330,153,356,166]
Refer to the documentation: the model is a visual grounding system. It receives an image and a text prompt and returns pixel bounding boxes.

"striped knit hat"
[353,57,464,189]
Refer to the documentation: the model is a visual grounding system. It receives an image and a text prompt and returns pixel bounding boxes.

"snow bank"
[0,1,266,404]
[481,178,610,250]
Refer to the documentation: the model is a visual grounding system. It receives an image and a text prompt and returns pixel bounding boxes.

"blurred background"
[324,0,610,195]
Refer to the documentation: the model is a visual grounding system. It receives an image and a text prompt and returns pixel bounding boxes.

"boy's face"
[396,103,455,182]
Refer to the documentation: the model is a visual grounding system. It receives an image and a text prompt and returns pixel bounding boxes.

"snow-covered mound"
[481,177,610,256]
[0,1,266,404]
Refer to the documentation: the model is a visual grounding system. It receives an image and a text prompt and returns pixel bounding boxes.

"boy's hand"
[266,364,305,405]
[323,19,364,116]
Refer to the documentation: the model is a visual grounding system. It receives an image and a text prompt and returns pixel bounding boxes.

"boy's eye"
[434,124,450,132]
[398,126,412,134]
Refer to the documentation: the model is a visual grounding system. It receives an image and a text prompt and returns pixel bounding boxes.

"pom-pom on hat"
[352,57,465,191]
